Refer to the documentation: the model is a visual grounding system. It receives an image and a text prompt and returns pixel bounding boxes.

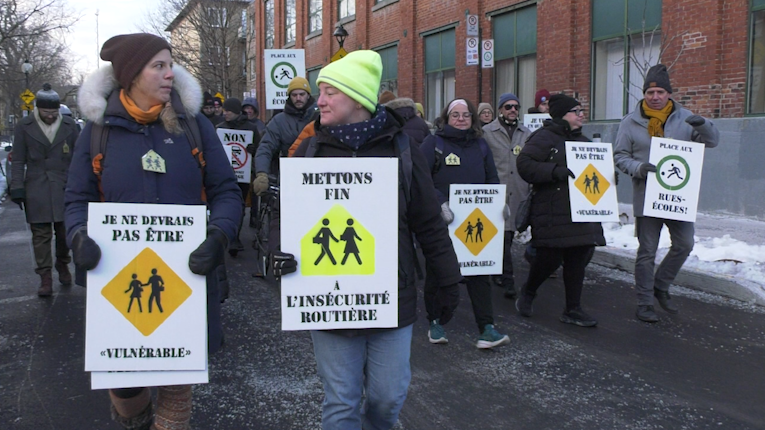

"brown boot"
[152,385,192,430]
[38,270,53,297]
[110,388,153,430]
[55,261,72,286]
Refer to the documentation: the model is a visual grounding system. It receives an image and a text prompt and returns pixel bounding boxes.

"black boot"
[654,289,679,314]
[38,270,53,297]
[636,305,659,323]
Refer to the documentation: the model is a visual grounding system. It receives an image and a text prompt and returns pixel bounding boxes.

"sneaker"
[654,289,679,314]
[428,320,448,344]
[515,294,534,317]
[636,305,659,323]
[476,324,510,349]
[560,307,598,327]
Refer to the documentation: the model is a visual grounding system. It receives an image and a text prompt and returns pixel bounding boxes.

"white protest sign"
[91,365,208,390]
[482,39,494,68]
[85,203,207,372]
[565,141,619,222]
[264,49,306,109]
[523,113,551,132]
[466,37,479,66]
[448,184,506,276]
[279,158,398,330]
[216,128,254,183]
[642,137,705,222]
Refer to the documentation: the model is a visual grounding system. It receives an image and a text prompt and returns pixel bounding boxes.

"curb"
[592,247,765,306]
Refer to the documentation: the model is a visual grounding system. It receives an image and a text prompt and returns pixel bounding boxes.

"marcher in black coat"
[384,97,432,146]
[515,94,605,327]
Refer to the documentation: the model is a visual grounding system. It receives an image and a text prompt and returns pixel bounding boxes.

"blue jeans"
[311,324,413,430]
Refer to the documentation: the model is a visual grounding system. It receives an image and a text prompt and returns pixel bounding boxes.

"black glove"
[685,115,705,127]
[9,188,24,210]
[552,166,575,182]
[435,283,460,325]
[71,228,102,271]
[638,163,657,177]
[271,251,297,281]
[246,144,256,155]
[189,228,228,275]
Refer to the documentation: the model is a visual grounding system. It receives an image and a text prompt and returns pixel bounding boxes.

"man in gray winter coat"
[483,92,532,299]
[614,64,719,323]
[10,84,80,296]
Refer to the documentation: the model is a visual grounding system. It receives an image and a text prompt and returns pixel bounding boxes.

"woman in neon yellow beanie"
[289,50,462,429]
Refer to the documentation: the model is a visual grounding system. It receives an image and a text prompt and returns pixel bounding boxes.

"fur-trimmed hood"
[77,64,202,124]
[384,97,416,111]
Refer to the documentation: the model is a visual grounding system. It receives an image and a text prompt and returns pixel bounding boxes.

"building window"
[424,28,456,122]
[207,7,227,27]
[592,0,662,120]
[338,0,355,20]
[377,45,398,94]
[265,0,274,49]
[307,67,321,96]
[285,0,296,44]
[492,6,537,117]
[207,46,230,66]
[309,0,322,33]
[749,0,765,113]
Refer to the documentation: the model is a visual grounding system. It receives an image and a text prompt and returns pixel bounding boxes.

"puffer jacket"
[385,97,432,146]
[293,107,462,331]
[517,119,605,248]
[65,64,242,353]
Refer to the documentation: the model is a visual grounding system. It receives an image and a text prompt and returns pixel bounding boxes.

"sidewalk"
[590,204,765,306]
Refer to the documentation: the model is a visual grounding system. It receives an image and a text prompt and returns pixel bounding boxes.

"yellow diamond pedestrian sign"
[455,208,497,256]
[301,204,375,276]
[101,247,192,336]
[20,89,35,105]
[575,164,610,205]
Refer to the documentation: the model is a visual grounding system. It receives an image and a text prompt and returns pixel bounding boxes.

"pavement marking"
[0,294,40,304]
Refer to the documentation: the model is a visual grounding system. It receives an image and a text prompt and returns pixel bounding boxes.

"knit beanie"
[316,50,383,113]
[415,102,425,117]
[643,64,672,93]
[213,97,222,107]
[535,89,551,107]
[477,102,493,115]
[100,33,172,90]
[287,77,310,95]
[549,94,581,119]
[35,83,60,109]
[242,97,259,113]
[223,97,242,114]
[203,92,215,107]
[379,90,396,105]
[498,93,520,108]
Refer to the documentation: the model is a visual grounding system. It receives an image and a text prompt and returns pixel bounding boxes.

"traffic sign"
[482,39,494,68]
[22,103,34,111]
[20,89,35,105]
[466,15,479,36]
[331,47,348,63]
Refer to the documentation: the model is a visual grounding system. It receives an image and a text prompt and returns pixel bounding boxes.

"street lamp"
[22,60,32,90]
[333,24,348,49]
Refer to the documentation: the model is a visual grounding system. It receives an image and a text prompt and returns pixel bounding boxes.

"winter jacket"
[483,118,532,230]
[254,97,318,174]
[10,112,80,224]
[65,64,242,353]
[419,125,500,205]
[517,119,606,248]
[293,107,462,331]
[613,100,719,217]
[385,98,432,146]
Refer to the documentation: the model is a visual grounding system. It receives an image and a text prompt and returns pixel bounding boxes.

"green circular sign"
[655,155,690,191]
[271,62,298,89]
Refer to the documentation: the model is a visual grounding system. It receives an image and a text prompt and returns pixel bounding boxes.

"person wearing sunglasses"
[483,93,533,299]
[515,94,605,328]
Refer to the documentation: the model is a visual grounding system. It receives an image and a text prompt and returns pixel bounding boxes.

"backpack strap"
[179,115,207,202]
[90,122,109,202]
[432,135,445,175]
[394,132,413,207]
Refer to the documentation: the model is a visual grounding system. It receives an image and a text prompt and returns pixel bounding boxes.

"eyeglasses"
[449,112,472,119]
[503,104,520,111]
[569,108,585,115]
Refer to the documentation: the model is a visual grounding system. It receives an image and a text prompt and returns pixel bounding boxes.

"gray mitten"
[440,202,454,225]
[638,163,657,178]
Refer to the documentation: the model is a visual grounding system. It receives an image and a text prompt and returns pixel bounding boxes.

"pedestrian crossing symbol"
[301,204,375,276]
[455,208,497,256]
[575,164,610,205]
[101,248,192,336]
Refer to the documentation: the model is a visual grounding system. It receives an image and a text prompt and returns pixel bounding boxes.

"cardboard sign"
[90,365,208,390]
[216,128,254,183]
[264,49,306,109]
[448,184,506,276]
[279,158,398,330]
[85,203,207,372]
[565,141,619,222]
[642,137,706,222]
[523,113,551,132]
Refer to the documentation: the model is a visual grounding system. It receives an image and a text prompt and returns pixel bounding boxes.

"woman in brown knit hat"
[66,33,242,430]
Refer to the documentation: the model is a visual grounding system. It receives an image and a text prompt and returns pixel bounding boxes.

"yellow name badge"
[62,143,70,154]
[142,150,167,174]
[513,145,522,156]
[445,153,461,166]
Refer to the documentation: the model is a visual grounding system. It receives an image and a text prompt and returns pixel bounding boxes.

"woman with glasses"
[515,94,605,327]
[419,98,511,349]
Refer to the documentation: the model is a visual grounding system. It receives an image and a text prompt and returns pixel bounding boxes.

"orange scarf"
[120,89,164,124]
[641,99,673,138]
